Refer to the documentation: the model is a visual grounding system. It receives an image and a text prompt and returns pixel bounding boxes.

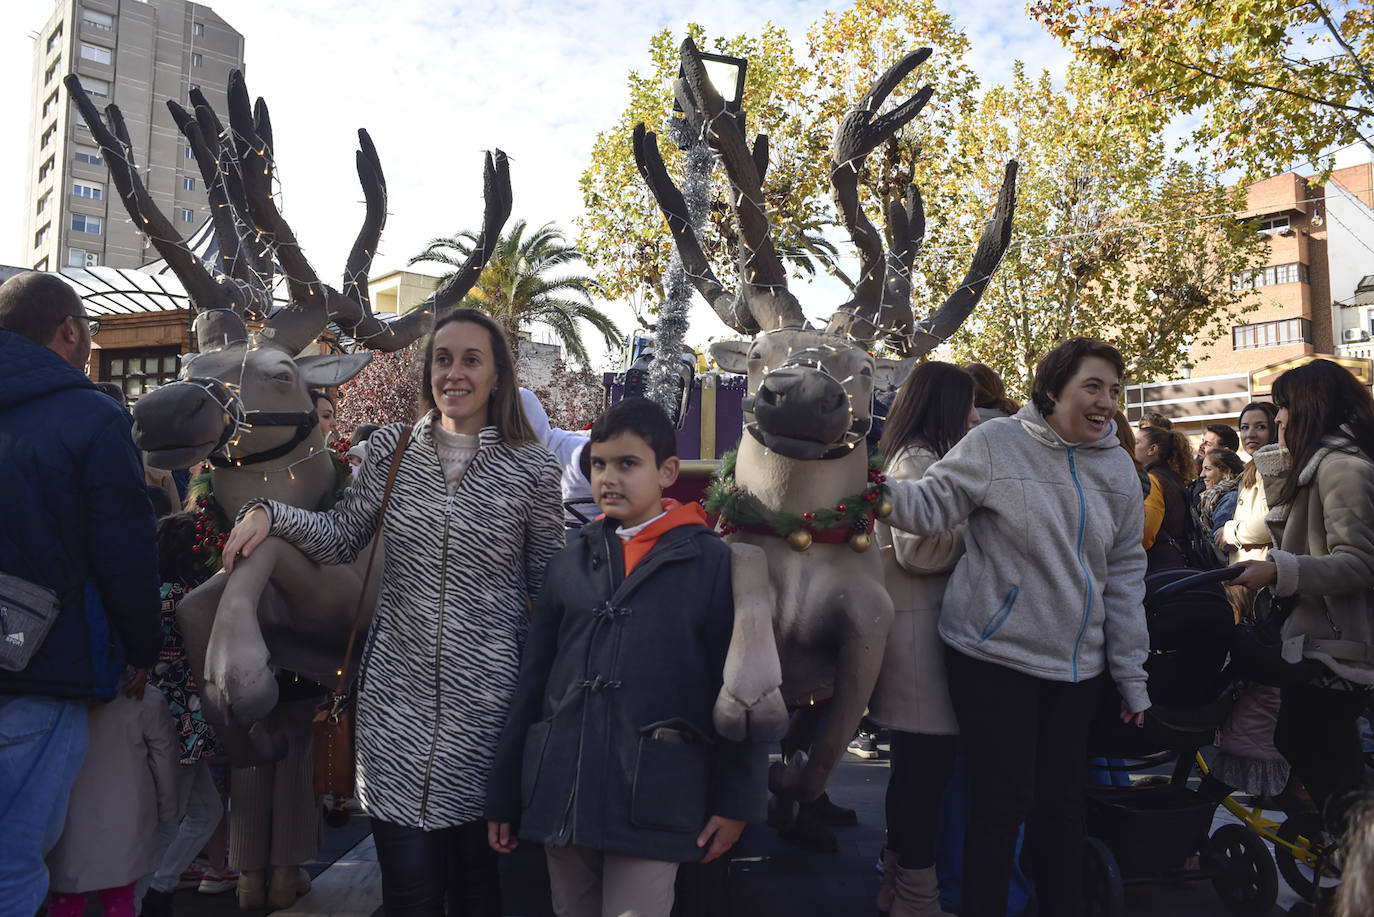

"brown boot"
[877,847,899,915]
[236,869,266,910]
[890,865,955,917]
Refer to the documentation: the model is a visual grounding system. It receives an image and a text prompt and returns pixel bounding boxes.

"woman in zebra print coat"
[226,309,565,916]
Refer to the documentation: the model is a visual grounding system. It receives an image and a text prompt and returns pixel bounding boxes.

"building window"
[40,124,57,149]
[41,90,59,119]
[80,43,112,65]
[1232,317,1312,350]
[36,191,51,215]
[182,176,195,191]
[45,60,60,86]
[47,23,63,54]
[33,257,50,272]
[102,348,181,401]
[1257,215,1290,235]
[72,180,103,200]
[181,209,194,222]
[38,156,55,182]
[82,9,113,30]
[69,249,98,268]
[191,52,202,67]
[71,213,102,235]
[34,223,51,248]
[184,146,195,161]
[79,75,110,98]
[193,22,204,36]
[1231,262,1310,290]
[74,146,104,167]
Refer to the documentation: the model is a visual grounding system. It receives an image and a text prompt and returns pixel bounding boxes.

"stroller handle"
[1149,566,1244,602]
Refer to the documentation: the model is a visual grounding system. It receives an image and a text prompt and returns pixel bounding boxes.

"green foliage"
[409,220,621,368]
[1030,0,1374,177]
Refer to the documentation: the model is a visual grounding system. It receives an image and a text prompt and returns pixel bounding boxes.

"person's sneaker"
[176,860,206,890]
[846,732,879,759]
[198,866,240,894]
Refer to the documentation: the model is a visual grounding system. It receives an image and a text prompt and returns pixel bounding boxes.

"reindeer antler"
[633,38,807,333]
[825,50,933,344]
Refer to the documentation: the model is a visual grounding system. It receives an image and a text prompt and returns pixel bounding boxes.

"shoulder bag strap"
[329,426,411,699]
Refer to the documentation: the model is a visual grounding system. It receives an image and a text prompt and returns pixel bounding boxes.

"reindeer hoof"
[713,687,789,743]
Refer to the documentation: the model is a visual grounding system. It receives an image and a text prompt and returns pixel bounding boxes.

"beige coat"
[1261,438,1374,686]
[870,445,963,735]
[47,691,180,892]
[1222,444,1283,564]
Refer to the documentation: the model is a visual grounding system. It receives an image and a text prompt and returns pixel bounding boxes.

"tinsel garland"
[704,450,891,547]
[647,118,714,413]
[187,449,352,573]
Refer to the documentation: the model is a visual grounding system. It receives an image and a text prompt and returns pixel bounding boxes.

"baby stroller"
[1081,567,1280,917]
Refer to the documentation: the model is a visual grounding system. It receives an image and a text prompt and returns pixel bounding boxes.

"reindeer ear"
[873,356,919,393]
[297,353,373,388]
[710,340,752,374]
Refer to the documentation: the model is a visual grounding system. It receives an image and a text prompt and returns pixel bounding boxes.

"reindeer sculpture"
[634,39,1016,838]
[65,71,511,762]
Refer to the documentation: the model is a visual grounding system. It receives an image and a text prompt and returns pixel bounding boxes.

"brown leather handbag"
[313,427,410,801]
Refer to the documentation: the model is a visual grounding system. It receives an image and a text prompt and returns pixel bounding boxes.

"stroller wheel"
[1081,837,1124,917]
[1275,813,1340,902]
[1209,823,1278,915]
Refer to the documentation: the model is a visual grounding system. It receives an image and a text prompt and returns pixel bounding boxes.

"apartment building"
[21,0,244,274]
[1126,161,1374,434]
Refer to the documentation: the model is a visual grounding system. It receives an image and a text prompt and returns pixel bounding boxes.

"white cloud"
[0,0,1068,362]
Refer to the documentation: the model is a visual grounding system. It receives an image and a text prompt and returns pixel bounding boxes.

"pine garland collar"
[704,449,891,552]
[188,446,352,573]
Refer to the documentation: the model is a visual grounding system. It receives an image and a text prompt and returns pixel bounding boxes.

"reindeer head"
[66,71,512,497]
[635,40,1016,461]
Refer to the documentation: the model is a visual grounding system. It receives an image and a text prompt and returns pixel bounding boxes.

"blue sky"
[0,0,1069,357]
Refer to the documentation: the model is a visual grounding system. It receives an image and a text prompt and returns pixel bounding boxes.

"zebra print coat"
[260,415,565,828]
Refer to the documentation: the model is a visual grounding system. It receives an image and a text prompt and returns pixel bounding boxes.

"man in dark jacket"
[0,272,161,913]
[487,398,766,917]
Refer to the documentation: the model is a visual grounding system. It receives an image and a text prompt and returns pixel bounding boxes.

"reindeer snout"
[753,367,851,448]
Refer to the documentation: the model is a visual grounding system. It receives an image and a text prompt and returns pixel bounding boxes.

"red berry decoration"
[838,503,847,512]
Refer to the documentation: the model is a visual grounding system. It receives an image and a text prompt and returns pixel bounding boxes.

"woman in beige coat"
[1233,361,1374,839]
[871,362,979,917]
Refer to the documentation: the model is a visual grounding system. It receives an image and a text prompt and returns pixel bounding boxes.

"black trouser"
[1275,683,1373,831]
[944,647,1104,917]
[885,731,958,869]
[370,817,500,917]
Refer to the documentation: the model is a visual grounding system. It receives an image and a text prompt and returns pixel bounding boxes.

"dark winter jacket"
[0,331,160,699]
[485,510,768,862]
[1144,463,1190,571]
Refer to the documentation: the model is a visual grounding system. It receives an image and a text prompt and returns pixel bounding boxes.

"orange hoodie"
[617,498,709,574]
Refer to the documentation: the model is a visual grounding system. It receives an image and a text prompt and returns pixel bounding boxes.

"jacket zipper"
[1066,447,1093,681]
[418,488,458,828]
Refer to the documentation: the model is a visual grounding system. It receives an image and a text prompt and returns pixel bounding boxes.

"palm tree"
[409,220,621,367]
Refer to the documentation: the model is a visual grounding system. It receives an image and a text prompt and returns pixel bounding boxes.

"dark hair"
[1204,422,1240,452]
[964,362,1018,415]
[879,362,974,460]
[353,423,380,443]
[1139,425,1198,483]
[156,512,203,585]
[1030,338,1126,417]
[579,397,677,479]
[1202,447,1245,478]
[417,308,535,446]
[1271,359,1374,506]
[0,271,83,346]
[310,390,334,410]
[1114,410,1140,467]
[147,485,174,519]
[1139,410,1174,430]
[94,381,127,407]
[1237,401,1278,432]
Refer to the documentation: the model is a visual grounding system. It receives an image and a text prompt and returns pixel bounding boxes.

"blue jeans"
[0,696,89,917]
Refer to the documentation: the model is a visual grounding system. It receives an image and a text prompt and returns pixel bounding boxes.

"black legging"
[370,817,500,917]
[885,731,958,869]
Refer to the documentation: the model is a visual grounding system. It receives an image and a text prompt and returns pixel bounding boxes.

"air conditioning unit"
[1342,328,1370,344]
[83,252,98,268]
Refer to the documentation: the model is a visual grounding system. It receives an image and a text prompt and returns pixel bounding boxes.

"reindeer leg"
[714,543,788,742]
[205,538,288,729]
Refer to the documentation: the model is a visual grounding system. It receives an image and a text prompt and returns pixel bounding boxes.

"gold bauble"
[876,497,893,518]
[848,532,872,552]
[786,529,813,551]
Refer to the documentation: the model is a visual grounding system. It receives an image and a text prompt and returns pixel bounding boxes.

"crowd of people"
[3,264,1373,917]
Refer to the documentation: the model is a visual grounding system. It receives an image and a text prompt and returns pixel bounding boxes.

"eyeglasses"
[60,314,100,336]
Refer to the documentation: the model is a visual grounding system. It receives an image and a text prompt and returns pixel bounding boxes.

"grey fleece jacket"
[885,404,1151,712]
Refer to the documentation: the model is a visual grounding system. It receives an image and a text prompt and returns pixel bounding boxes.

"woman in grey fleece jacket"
[883,339,1150,917]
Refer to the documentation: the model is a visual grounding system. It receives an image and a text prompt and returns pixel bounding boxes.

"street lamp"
[674,50,748,135]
